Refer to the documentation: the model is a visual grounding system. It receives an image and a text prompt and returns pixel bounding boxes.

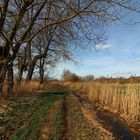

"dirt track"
[39,92,116,140]
[1,88,140,140]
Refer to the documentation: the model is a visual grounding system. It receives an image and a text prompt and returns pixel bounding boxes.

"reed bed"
[64,82,140,122]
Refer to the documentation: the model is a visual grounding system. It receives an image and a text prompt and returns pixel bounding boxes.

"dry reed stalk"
[64,81,140,122]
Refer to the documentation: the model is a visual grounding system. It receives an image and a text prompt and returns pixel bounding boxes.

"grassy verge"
[10,94,56,140]
[0,88,68,140]
[9,93,61,140]
[0,95,41,139]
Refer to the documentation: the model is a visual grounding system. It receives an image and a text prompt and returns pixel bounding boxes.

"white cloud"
[94,43,112,51]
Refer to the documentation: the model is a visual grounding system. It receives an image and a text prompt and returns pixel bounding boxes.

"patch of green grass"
[10,95,53,140]
[9,93,61,140]
[46,88,70,94]
[0,97,42,138]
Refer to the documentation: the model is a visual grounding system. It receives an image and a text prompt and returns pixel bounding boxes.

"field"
[0,81,140,140]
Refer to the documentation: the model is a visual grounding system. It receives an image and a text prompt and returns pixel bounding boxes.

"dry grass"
[1,80,62,96]
[14,80,40,95]
[64,82,140,122]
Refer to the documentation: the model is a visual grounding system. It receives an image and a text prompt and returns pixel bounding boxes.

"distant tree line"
[93,76,140,84]
[61,69,140,83]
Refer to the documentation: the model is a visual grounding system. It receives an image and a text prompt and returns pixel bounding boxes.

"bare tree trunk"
[0,67,7,95]
[26,60,35,81]
[25,40,33,81]
[7,62,14,96]
[39,40,45,83]
[39,66,44,83]
[17,64,24,84]
[0,46,9,95]
[39,58,45,84]
[17,48,27,84]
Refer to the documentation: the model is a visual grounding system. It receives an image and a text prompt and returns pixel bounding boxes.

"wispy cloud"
[94,43,112,51]
[112,71,132,75]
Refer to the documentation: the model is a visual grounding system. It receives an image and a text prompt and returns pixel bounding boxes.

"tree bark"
[17,64,25,84]
[0,46,9,95]
[17,48,27,84]
[0,67,7,95]
[39,59,45,84]
[7,62,14,96]
[26,60,35,81]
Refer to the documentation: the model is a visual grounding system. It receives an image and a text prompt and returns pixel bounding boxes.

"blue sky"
[54,13,140,79]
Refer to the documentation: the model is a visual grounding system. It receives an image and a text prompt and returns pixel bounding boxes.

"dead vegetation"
[1,80,62,97]
[64,82,140,123]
